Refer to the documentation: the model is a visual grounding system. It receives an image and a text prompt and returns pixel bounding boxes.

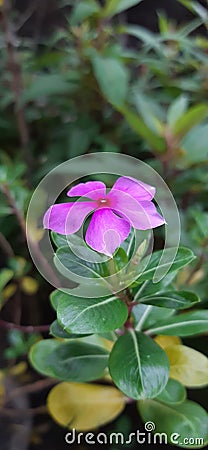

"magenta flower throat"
[43,176,165,256]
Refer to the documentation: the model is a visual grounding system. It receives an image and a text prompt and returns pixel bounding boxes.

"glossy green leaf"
[104,0,144,17]
[50,320,91,339]
[57,293,128,334]
[51,232,68,248]
[29,339,61,377]
[51,233,107,262]
[132,272,177,301]
[91,54,128,107]
[54,246,109,280]
[140,290,199,309]
[109,330,169,399]
[138,399,208,448]
[155,378,186,405]
[133,304,176,331]
[30,339,109,382]
[146,310,208,336]
[50,290,62,311]
[134,247,195,283]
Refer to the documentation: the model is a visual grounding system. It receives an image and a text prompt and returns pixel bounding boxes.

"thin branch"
[0,318,50,333]
[0,232,14,258]
[1,184,26,237]
[0,405,47,418]
[15,3,38,32]
[1,0,33,173]
[5,378,57,404]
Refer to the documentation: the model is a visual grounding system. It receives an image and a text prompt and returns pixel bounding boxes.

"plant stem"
[5,378,57,404]
[0,405,47,418]
[0,318,50,334]
[1,0,33,174]
[0,232,14,258]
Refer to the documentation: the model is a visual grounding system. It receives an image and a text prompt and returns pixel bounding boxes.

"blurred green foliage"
[0,0,208,447]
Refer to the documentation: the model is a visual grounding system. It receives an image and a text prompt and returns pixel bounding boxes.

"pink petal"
[110,191,165,230]
[110,176,156,201]
[67,181,106,200]
[43,201,95,235]
[85,209,131,256]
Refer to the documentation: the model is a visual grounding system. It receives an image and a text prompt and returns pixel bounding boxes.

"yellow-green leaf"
[165,345,208,387]
[47,382,126,431]
[154,335,182,349]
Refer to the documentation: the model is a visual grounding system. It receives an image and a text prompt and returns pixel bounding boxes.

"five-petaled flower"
[43,176,165,256]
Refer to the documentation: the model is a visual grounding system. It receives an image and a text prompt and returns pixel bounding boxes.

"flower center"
[96,197,111,208]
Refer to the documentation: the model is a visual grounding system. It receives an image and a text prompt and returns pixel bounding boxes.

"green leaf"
[133,271,177,299]
[0,269,15,310]
[133,304,176,332]
[0,205,12,216]
[109,330,169,399]
[138,399,208,448]
[104,0,144,17]
[47,341,109,382]
[140,290,199,309]
[50,320,91,339]
[91,54,128,107]
[54,246,109,280]
[178,0,208,21]
[57,292,128,334]
[50,290,62,311]
[51,232,68,248]
[134,247,195,283]
[134,92,164,134]
[22,74,72,102]
[70,0,99,25]
[120,228,136,258]
[52,233,106,262]
[119,25,161,50]
[119,106,166,152]
[29,339,61,377]
[155,378,186,405]
[113,247,129,272]
[167,95,189,128]
[192,210,208,239]
[0,269,13,292]
[30,339,109,382]
[146,310,208,336]
[179,124,208,167]
[174,104,208,137]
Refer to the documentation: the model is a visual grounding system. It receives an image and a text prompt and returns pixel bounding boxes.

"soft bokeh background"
[0,1,207,449]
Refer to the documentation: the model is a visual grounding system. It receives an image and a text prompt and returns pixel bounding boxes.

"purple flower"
[43,177,165,256]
